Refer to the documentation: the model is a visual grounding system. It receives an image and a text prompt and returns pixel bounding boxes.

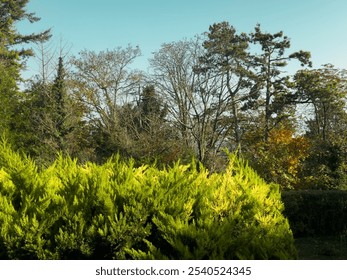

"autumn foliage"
[250,127,310,189]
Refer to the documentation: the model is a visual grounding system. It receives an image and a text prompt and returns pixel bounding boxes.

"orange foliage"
[253,128,310,189]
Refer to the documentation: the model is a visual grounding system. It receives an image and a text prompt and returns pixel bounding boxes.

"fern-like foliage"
[0,141,296,259]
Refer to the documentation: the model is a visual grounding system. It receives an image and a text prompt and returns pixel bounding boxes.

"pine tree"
[251,24,311,141]
[197,22,256,152]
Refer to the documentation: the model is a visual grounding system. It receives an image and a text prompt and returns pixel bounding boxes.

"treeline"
[1,1,347,190]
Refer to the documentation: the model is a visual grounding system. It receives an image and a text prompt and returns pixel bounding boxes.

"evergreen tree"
[11,57,91,165]
[0,0,51,62]
[50,56,68,151]
[196,22,258,153]
[138,85,167,131]
[41,57,91,162]
[0,0,50,140]
[117,85,182,165]
[250,24,311,141]
[294,64,347,142]
[0,58,17,135]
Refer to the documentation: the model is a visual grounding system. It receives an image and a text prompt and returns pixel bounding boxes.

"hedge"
[282,190,347,237]
[0,141,296,259]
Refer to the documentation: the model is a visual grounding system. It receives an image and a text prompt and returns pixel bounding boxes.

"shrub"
[282,190,347,237]
[0,141,296,259]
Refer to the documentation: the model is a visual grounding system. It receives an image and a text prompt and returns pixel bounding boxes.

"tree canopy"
[1,0,347,190]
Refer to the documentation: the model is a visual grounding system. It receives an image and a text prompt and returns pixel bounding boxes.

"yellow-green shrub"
[0,141,296,259]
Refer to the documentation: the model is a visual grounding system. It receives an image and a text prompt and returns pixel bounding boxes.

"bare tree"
[33,36,72,84]
[70,45,144,156]
[150,37,232,167]
[150,39,198,146]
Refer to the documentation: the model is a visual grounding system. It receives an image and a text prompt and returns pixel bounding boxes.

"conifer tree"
[51,56,68,151]
[196,22,258,153]
[250,24,311,141]
[11,56,91,164]
[138,85,167,131]
[0,0,51,61]
[0,0,50,139]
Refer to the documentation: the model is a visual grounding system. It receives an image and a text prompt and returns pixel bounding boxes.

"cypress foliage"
[0,141,296,259]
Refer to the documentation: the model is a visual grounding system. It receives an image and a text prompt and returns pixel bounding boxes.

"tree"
[0,0,50,138]
[150,38,200,163]
[151,37,236,168]
[0,0,51,59]
[249,126,309,189]
[294,64,347,189]
[151,34,255,168]
[250,24,311,141]
[43,56,88,159]
[32,38,72,85]
[70,46,143,160]
[294,64,347,142]
[196,22,259,153]
[137,85,167,131]
[150,39,200,151]
[116,85,181,165]
[50,57,67,149]
[11,57,90,164]
[0,59,18,135]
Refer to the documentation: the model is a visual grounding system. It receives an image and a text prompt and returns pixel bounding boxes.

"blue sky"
[18,0,347,74]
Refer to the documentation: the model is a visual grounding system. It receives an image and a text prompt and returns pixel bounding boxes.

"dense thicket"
[0,141,296,259]
[2,0,345,190]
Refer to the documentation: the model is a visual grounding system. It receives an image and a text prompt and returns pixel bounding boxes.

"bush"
[0,141,296,259]
[282,190,347,237]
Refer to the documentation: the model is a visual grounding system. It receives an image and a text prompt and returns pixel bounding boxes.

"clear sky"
[18,0,347,74]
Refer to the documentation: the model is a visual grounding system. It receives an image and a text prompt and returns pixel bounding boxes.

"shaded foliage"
[282,190,347,237]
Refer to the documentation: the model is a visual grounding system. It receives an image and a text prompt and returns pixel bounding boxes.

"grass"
[295,235,347,260]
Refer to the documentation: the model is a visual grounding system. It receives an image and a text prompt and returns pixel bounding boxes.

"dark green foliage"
[250,24,311,142]
[300,141,347,190]
[10,57,91,165]
[0,59,19,136]
[0,141,296,259]
[293,65,347,190]
[0,0,51,155]
[0,0,51,61]
[282,190,347,237]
